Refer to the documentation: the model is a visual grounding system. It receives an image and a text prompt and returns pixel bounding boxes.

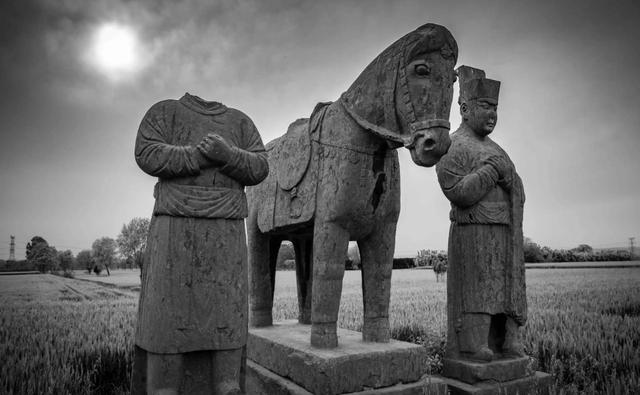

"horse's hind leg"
[310,221,349,348]
[248,209,280,327]
[292,237,313,324]
[358,223,395,342]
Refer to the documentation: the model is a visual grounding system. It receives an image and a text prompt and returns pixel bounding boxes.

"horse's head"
[340,23,457,167]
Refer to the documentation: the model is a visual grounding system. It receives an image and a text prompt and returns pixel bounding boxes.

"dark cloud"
[0,0,639,255]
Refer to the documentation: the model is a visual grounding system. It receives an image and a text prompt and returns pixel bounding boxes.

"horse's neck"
[325,101,391,155]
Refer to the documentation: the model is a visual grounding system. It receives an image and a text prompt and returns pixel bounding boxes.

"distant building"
[8,235,16,262]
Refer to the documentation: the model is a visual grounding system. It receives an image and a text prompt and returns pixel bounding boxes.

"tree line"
[522,237,633,263]
[6,226,632,275]
[4,218,151,276]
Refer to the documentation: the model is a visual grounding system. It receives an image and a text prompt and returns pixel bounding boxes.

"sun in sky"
[87,22,144,80]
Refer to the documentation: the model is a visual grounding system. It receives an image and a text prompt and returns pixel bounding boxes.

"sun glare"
[89,23,142,79]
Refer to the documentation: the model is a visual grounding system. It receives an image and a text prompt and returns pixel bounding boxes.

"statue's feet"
[503,341,526,357]
[470,346,494,362]
[363,317,390,342]
[310,322,338,348]
[249,309,272,327]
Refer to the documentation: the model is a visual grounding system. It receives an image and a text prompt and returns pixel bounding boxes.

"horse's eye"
[415,64,430,76]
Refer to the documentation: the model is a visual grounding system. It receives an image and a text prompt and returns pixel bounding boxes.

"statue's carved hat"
[457,65,500,104]
[340,23,457,148]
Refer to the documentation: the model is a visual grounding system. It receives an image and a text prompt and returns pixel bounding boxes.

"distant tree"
[415,249,431,267]
[76,250,93,273]
[26,236,48,261]
[57,250,74,275]
[523,237,544,263]
[572,244,593,254]
[29,243,57,273]
[117,217,150,271]
[276,241,295,270]
[540,246,553,262]
[415,249,448,271]
[92,237,116,276]
[552,248,570,263]
[346,242,361,270]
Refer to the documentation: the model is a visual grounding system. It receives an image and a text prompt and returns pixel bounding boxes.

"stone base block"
[443,356,535,383]
[247,321,433,395]
[442,371,553,395]
[247,360,448,394]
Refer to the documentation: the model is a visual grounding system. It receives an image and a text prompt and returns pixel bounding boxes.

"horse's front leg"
[358,221,396,342]
[310,221,349,348]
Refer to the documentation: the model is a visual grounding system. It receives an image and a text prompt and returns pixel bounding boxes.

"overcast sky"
[1,0,639,259]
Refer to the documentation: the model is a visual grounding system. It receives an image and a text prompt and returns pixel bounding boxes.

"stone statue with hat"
[436,66,527,363]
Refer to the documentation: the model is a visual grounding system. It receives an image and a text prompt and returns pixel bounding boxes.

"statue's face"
[401,50,456,167]
[464,99,498,137]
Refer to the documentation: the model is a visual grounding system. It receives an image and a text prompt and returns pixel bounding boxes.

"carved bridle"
[340,34,451,148]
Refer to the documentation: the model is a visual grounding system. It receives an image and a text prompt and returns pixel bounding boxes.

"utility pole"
[9,235,16,262]
[630,237,636,259]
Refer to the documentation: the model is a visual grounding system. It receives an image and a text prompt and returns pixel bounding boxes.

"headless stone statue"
[436,67,526,362]
[131,93,268,394]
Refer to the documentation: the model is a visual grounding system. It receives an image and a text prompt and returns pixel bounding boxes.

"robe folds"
[436,127,526,326]
[134,93,268,353]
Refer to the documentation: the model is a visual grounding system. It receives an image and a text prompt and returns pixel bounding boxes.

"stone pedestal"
[442,357,553,395]
[246,321,448,395]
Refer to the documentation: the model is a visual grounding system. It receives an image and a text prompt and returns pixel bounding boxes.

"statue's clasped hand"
[484,155,513,190]
[197,133,235,166]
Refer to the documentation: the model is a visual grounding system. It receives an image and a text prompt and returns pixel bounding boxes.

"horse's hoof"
[249,310,273,327]
[503,341,526,357]
[363,317,390,342]
[470,347,494,362]
[310,322,338,348]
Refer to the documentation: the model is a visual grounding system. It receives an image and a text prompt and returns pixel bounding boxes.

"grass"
[1,268,639,394]
[0,275,137,395]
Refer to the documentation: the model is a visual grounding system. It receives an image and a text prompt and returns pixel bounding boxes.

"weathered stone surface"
[442,356,535,384]
[442,371,553,395]
[247,23,459,349]
[436,66,527,362]
[248,359,449,395]
[347,376,448,395]
[131,93,269,393]
[247,360,313,395]
[247,321,429,394]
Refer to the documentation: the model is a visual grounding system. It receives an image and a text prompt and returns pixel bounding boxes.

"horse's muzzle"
[405,119,451,167]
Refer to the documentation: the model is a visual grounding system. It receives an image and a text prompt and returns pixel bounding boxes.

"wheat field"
[1,267,639,394]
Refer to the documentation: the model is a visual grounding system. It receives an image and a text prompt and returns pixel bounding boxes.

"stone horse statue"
[247,23,458,348]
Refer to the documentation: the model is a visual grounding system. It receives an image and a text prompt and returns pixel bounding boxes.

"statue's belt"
[450,201,510,225]
[153,182,247,219]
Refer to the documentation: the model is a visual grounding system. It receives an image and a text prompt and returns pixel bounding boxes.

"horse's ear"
[407,25,457,62]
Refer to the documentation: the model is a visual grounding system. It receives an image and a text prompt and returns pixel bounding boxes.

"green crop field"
[1,268,639,394]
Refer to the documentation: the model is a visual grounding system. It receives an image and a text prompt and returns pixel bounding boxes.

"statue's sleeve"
[218,116,269,186]
[436,148,500,208]
[135,102,203,178]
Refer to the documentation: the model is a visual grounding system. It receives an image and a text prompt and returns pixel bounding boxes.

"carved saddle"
[254,103,331,233]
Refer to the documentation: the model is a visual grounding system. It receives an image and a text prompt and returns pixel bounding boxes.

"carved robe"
[436,127,526,326]
[134,93,268,353]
